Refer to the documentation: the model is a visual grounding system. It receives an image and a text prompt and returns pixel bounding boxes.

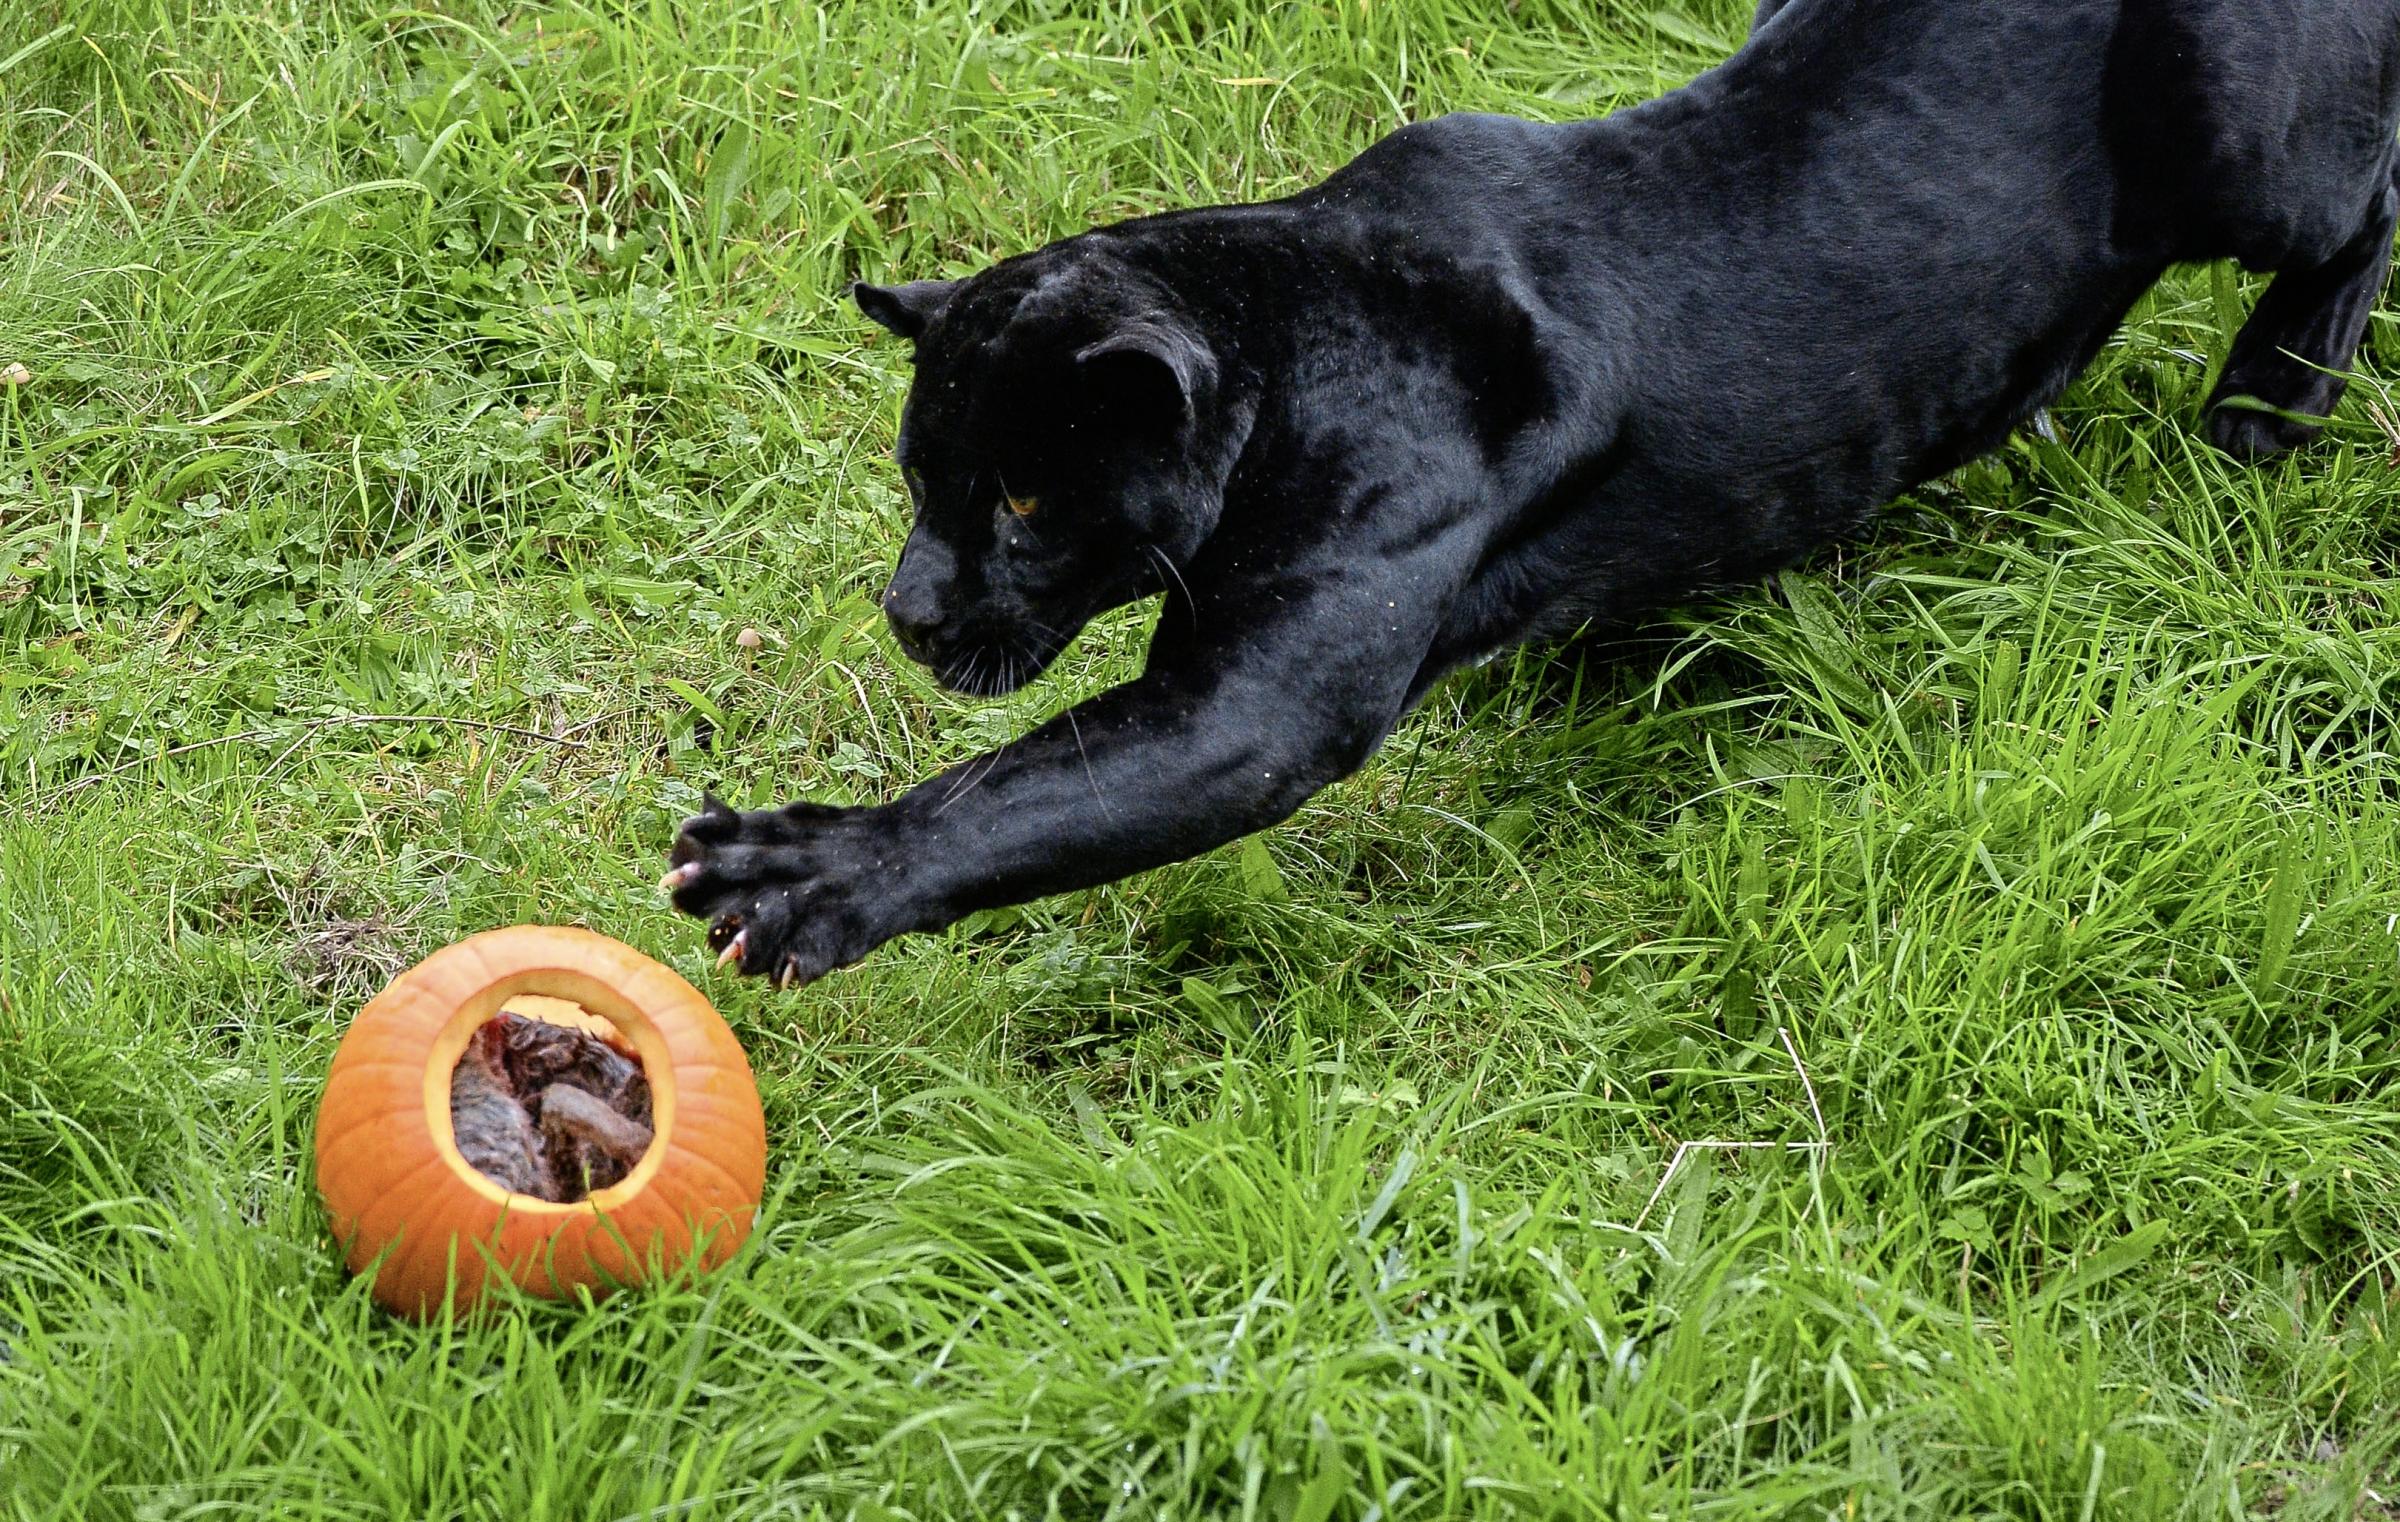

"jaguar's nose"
[882,582,945,659]
[884,530,960,662]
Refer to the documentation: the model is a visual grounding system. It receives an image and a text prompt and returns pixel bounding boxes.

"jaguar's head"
[855,242,1245,696]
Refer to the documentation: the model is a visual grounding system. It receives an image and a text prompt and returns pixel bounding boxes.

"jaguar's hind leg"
[2205,171,2399,460]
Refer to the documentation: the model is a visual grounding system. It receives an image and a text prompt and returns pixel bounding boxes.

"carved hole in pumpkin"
[449,995,656,1203]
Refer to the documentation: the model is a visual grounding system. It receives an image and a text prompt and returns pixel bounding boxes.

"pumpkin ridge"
[314,1108,428,1171]
[652,1089,763,1161]
[324,1058,443,1076]
[336,1148,461,1253]
[651,1140,760,1206]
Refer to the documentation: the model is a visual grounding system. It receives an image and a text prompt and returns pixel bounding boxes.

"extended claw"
[715,929,747,969]
[660,863,702,892]
[774,956,800,991]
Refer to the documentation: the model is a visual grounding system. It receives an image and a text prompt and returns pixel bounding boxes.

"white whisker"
[1145,542,1195,611]
[1062,701,1111,818]
[1021,614,1071,647]
[933,746,1005,815]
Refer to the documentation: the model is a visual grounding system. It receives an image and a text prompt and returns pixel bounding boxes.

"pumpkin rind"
[315,925,766,1319]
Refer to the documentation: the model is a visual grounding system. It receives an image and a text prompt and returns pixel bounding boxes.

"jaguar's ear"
[1075,316,1216,430]
[854,278,963,341]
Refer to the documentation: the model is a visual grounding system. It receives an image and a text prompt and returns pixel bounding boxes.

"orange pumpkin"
[315,925,766,1320]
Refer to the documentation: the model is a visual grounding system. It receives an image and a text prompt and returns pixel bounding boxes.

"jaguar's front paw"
[661,795,916,987]
[2203,395,2326,461]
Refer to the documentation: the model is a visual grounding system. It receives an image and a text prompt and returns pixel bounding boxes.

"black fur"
[670,0,2400,985]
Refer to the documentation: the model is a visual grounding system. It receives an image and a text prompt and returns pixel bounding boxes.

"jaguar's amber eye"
[1007,494,1039,518]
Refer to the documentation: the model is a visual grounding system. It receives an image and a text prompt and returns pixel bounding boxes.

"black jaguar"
[666,0,2400,986]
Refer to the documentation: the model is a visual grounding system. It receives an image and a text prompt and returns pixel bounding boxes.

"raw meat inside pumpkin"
[449,1009,655,1202]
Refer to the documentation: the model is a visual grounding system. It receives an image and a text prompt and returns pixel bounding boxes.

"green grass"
[3,0,2398,1515]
